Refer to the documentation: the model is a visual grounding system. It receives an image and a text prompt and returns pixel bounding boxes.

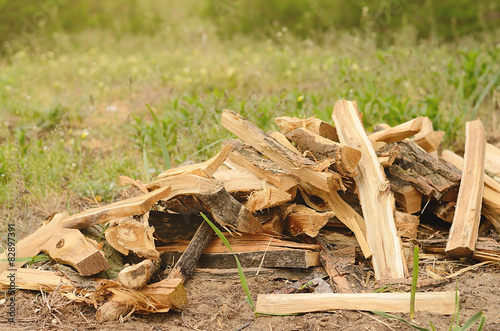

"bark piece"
[0,212,109,276]
[157,144,231,179]
[222,110,343,192]
[226,140,299,192]
[105,217,159,259]
[62,186,172,229]
[255,291,456,315]
[446,120,486,256]
[388,174,423,214]
[167,220,214,282]
[118,258,162,289]
[285,127,361,175]
[286,204,334,237]
[149,212,204,244]
[333,100,407,280]
[368,116,424,143]
[275,116,338,142]
[245,187,293,212]
[382,141,461,201]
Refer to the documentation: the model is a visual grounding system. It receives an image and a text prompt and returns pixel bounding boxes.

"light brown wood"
[95,277,187,322]
[412,131,445,153]
[441,149,500,233]
[270,131,301,155]
[388,174,423,214]
[485,143,500,182]
[245,187,293,212]
[105,217,159,259]
[0,268,88,294]
[333,100,407,279]
[286,204,334,237]
[255,291,457,315]
[445,120,486,256]
[275,116,338,142]
[0,212,109,276]
[285,127,361,175]
[394,210,420,240]
[118,258,161,289]
[226,140,299,192]
[222,110,343,192]
[62,186,172,229]
[213,168,271,196]
[157,144,231,179]
[368,117,424,143]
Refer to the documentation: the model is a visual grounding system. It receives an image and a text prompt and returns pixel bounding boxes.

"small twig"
[234,319,253,331]
[358,311,395,331]
[256,236,273,276]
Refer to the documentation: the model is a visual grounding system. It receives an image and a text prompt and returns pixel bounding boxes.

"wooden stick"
[222,110,343,192]
[333,100,407,279]
[445,120,486,256]
[269,131,301,155]
[368,117,423,143]
[255,291,457,315]
[0,213,109,276]
[275,116,338,142]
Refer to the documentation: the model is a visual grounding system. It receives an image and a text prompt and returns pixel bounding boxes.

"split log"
[0,212,109,276]
[317,239,365,293]
[118,258,162,289]
[222,110,343,192]
[412,131,445,154]
[167,220,214,282]
[394,210,420,240]
[485,143,500,182]
[275,116,338,142]
[388,174,423,214]
[213,167,273,198]
[95,277,187,322]
[245,187,293,212]
[157,144,231,179]
[332,100,407,279]
[158,234,320,269]
[105,217,159,259]
[226,140,299,192]
[148,174,263,233]
[285,127,361,175]
[368,116,424,143]
[445,120,486,256]
[286,204,335,237]
[62,186,172,229]
[381,140,461,201]
[255,291,456,315]
[269,131,301,154]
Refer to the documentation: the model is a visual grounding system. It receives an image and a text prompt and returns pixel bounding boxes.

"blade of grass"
[459,310,485,331]
[0,254,49,263]
[146,103,171,170]
[372,311,429,331]
[142,148,151,183]
[200,212,255,312]
[410,246,419,319]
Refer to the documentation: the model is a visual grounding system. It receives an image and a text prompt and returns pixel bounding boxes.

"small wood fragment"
[118,258,162,289]
[286,204,334,237]
[275,116,338,141]
[394,210,420,240]
[269,131,301,155]
[333,100,407,279]
[485,143,500,182]
[412,131,445,153]
[446,120,486,256]
[388,174,423,214]
[157,144,231,179]
[368,117,423,143]
[62,186,172,229]
[245,187,293,212]
[255,291,457,315]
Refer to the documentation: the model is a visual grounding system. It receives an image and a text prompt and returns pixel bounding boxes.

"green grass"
[0,3,498,223]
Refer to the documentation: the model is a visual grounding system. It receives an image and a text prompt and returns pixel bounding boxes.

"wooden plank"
[333,100,407,279]
[62,186,172,229]
[275,116,338,142]
[222,110,343,192]
[285,127,361,175]
[226,140,299,192]
[368,117,423,143]
[0,268,88,293]
[441,149,500,234]
[445,120,486,256]
[286,204,334,237]
[157,144,231,179]
[255,291,456,315]
[0,212,109,276]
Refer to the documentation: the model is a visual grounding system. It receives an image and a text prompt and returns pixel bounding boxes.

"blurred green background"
[0,0,499,217]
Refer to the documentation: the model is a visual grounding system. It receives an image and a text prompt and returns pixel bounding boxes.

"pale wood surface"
[368,117,423,143]
[275,116,338,142]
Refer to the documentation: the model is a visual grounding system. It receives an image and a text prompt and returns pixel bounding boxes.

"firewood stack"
[2,100,500,320]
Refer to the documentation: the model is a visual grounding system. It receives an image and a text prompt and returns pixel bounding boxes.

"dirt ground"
[1,262,499,331]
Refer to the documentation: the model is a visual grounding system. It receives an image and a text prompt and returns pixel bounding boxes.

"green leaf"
[460,311,484,331]
[146,103,171,170]
[200,212,255,311]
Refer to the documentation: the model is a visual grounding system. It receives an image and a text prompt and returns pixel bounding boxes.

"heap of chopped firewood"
[2,100,500,320]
